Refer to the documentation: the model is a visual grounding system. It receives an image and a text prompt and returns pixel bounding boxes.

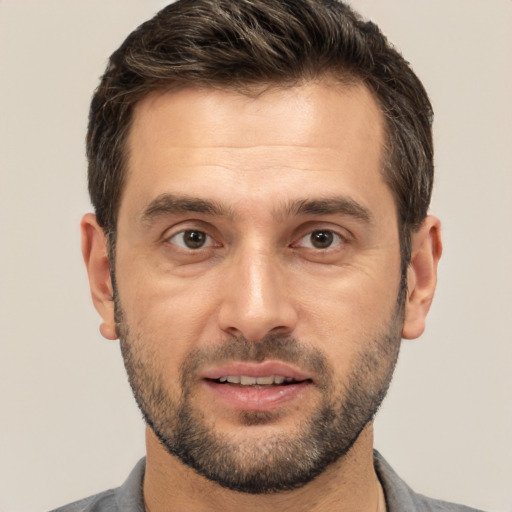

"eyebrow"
[284,197,372,223]
[140,193,372,225]
[141,194,233,225]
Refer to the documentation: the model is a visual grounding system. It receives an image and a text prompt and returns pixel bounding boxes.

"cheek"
[296,263,401,331]
[291,255,402,372]
[115,255,225,367]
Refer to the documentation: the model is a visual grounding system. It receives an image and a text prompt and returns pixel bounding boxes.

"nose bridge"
[218,240,297,341]
[245,247,276,316]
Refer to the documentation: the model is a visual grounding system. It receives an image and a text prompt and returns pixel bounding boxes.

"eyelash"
[293,229,346,250]
[165,227,347,252]
[167,229,218,250]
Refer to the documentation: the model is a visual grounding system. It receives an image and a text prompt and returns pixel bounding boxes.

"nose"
[217,248,298,342]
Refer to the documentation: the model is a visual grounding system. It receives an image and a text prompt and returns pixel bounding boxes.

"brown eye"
[310,230,334,248]
[170,230,211,249]
[295,229,344,250]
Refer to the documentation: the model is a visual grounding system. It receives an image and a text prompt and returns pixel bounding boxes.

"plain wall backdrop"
[1,1,511,511]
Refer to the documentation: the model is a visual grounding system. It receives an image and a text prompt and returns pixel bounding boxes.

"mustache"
[180,334,330,384]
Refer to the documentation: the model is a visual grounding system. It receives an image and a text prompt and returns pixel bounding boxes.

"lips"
[218,375,295,385]
[202,361,312,382]
[201,361,313,411]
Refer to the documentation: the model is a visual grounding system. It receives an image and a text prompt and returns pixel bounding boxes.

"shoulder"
[47,458,146,512]
[412,492,486,512]
[374,451,486,512]
[48,489,117,512]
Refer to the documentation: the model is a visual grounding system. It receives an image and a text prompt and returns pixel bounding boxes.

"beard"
[116,296,403,495]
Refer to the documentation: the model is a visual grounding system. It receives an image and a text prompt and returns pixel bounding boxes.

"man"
[52,0,482,510]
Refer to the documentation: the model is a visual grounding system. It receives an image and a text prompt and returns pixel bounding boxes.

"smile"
[216,375,299,385]
[201,362,314,411]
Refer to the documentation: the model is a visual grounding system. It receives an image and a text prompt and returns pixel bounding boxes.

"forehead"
[129,81,384,157]
[121,81,391,221]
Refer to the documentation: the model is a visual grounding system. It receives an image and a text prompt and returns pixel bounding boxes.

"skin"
[82,81,442,512]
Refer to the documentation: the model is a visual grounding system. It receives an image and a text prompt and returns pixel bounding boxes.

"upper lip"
[201,361,313,382]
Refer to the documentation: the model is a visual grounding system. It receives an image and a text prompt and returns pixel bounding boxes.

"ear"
[80,213,118,340]
[402,215,442,340]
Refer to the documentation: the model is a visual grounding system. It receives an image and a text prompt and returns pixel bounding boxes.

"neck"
[143,424,384,512]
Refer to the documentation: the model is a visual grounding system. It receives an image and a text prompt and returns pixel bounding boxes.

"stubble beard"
[116,301,403,494]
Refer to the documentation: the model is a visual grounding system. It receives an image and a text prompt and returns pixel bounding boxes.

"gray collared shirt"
[49,451,485,511]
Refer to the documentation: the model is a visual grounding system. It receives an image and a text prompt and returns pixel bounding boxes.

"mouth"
[201,362,314,411]
[211,374,309,386]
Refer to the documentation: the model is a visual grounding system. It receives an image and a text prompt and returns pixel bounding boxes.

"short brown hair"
[87,0,433,268]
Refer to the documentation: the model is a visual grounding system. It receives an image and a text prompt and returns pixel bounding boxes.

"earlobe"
[81,213,118,340]
[402,215,442,340]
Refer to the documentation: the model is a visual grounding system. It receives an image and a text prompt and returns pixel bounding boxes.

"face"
[111,82,405,492]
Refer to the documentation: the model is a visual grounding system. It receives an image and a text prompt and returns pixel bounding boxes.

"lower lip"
[203,380,312,411]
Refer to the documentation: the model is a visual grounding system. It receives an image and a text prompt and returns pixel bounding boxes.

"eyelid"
[166,229,216,250]
[294,230,346,249]
[291,222,351,246]
[161,220,222,250]
[161,219,213,239]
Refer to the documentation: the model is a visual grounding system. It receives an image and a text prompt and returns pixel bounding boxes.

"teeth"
[218,375,293,385]
[255,376,274,385]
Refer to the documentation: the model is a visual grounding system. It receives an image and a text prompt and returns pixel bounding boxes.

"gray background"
[1,1,511,511]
